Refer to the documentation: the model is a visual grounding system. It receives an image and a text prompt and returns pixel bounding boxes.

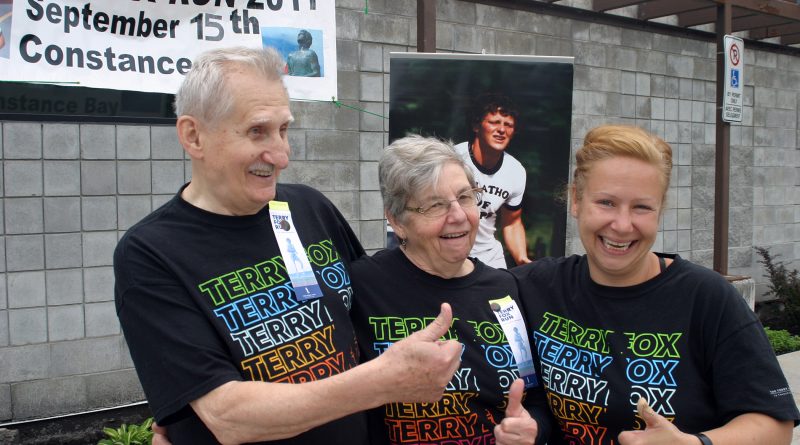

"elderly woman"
[512,125,799,445]
[350,135,552,445]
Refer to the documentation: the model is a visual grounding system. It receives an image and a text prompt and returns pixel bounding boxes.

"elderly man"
[114,46,462,445]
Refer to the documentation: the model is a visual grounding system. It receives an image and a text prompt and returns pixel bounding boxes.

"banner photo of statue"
[0,0,336,101]
[389,53,574,268]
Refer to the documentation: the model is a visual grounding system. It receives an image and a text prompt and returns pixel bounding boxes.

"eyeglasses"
[405,188,483,218]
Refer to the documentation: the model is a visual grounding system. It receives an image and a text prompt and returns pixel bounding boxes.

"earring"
[399,238,407,247]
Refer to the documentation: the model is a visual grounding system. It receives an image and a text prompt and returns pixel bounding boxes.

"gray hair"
[379,135,476,222]
[174,46,286,126]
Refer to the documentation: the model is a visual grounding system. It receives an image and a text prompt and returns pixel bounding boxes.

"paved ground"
[777,351,800,444]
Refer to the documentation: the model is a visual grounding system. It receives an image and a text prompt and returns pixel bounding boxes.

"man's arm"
[500,207,531,265]
[191,303,462,445]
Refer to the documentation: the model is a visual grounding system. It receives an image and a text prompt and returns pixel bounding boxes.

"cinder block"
[82,232,117,267]
[118,196,152,231]
[359,219,386,250]
[84,267,114,303]
[337,71,359,102]
[118,161,152,195]
[360,162,379,191]
[0,344,49,383]
[82,196,117,231]
[607,47,637,71]
[335,8,361,41]
[650,74,665,97]
[151,125,182,160]
[637,51,666,75]
[359,73,384,102]
[45,233,83,269]
[85,302,120,337]
[9,308,47,345]
[0,311,7,347]
[476,3,517,29]
[651,97,665,120]
[635,72,651,96]
[43,124,80,159]
[49,337,122,377]
[86,369,145,408]
[116,126,150,160]
[677,187,692,209]
[362,14,410,46]
[5,198,43,235]
[8,271,45,309]
[334,162,358,191]
[44,161,81,196]
[574,41,606,67]
[81,161,117,195]
[359,42,383,72]
[80,125,116,159]
[5,161,43,197]
[360,191,385,220]
[454,24,494,54]
[46,269,83,306]
[4,123,42,159]
[6,235,44,272]
[336,39,359,71]
[664,76,680,98]
[44,197,81,233]
[324,191,357,220]
[635,97,651,119]
[359,132,385,161]
[307,131,359,161]
[0,384,10,421]
[11,376,87,419]
[334,104,360,131]
[288,130,306,161]
[281,162,335,191]
[679,78,693,100]
[588,22,621,45]
[48,305,84,341]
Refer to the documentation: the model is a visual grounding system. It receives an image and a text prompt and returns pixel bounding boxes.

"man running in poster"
[455,93,531,268]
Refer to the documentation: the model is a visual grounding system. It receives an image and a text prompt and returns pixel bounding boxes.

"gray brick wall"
[0,0,797,423]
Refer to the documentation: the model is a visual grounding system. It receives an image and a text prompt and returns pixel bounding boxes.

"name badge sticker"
[489,296,538,388]
[268,201,323,301]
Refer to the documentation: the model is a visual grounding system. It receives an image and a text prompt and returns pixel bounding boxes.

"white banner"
[0,0,337,101]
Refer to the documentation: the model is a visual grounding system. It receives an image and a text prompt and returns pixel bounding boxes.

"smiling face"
[474,111,515,154]
[190,67,293,215]
[571,156,665,287]
[391,162,479,278]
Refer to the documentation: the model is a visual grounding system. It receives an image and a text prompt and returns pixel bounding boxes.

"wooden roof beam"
[714,0,800,21]
[592,0,648,13]
[678,7,750,27]
[732,13,794,32]
[749,22,800,40]
[639,0,712,20]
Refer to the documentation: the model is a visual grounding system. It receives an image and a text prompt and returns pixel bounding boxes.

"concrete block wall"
[0,0,798,423]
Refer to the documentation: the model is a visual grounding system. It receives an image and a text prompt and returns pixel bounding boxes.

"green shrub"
[755,247,800,335]
[764,327,800,355]
[97,417,153,445]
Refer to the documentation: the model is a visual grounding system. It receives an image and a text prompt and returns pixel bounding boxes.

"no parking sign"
[723,35,744,122]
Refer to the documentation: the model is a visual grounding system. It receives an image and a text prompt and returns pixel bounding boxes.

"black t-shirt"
[114,183,368,445]
[351,248,552,444]
[512,254,800,444]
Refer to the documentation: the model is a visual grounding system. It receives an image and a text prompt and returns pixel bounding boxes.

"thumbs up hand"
[494,379,538,445]
[374,303,462,404]
[617,398,696,445]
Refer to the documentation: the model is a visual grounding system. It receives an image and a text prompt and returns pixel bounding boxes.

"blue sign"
[730,68,740,88]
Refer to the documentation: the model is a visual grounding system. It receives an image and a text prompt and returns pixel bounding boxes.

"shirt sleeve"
[703,279,800,425]
[115,237,242,425]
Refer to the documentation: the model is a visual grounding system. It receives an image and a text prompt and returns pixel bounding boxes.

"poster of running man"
[389,53,573,267]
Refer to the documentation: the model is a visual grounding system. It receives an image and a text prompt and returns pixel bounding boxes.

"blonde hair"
[573,125,672,201]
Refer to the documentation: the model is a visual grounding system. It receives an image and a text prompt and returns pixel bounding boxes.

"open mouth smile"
[600,236,636,252]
